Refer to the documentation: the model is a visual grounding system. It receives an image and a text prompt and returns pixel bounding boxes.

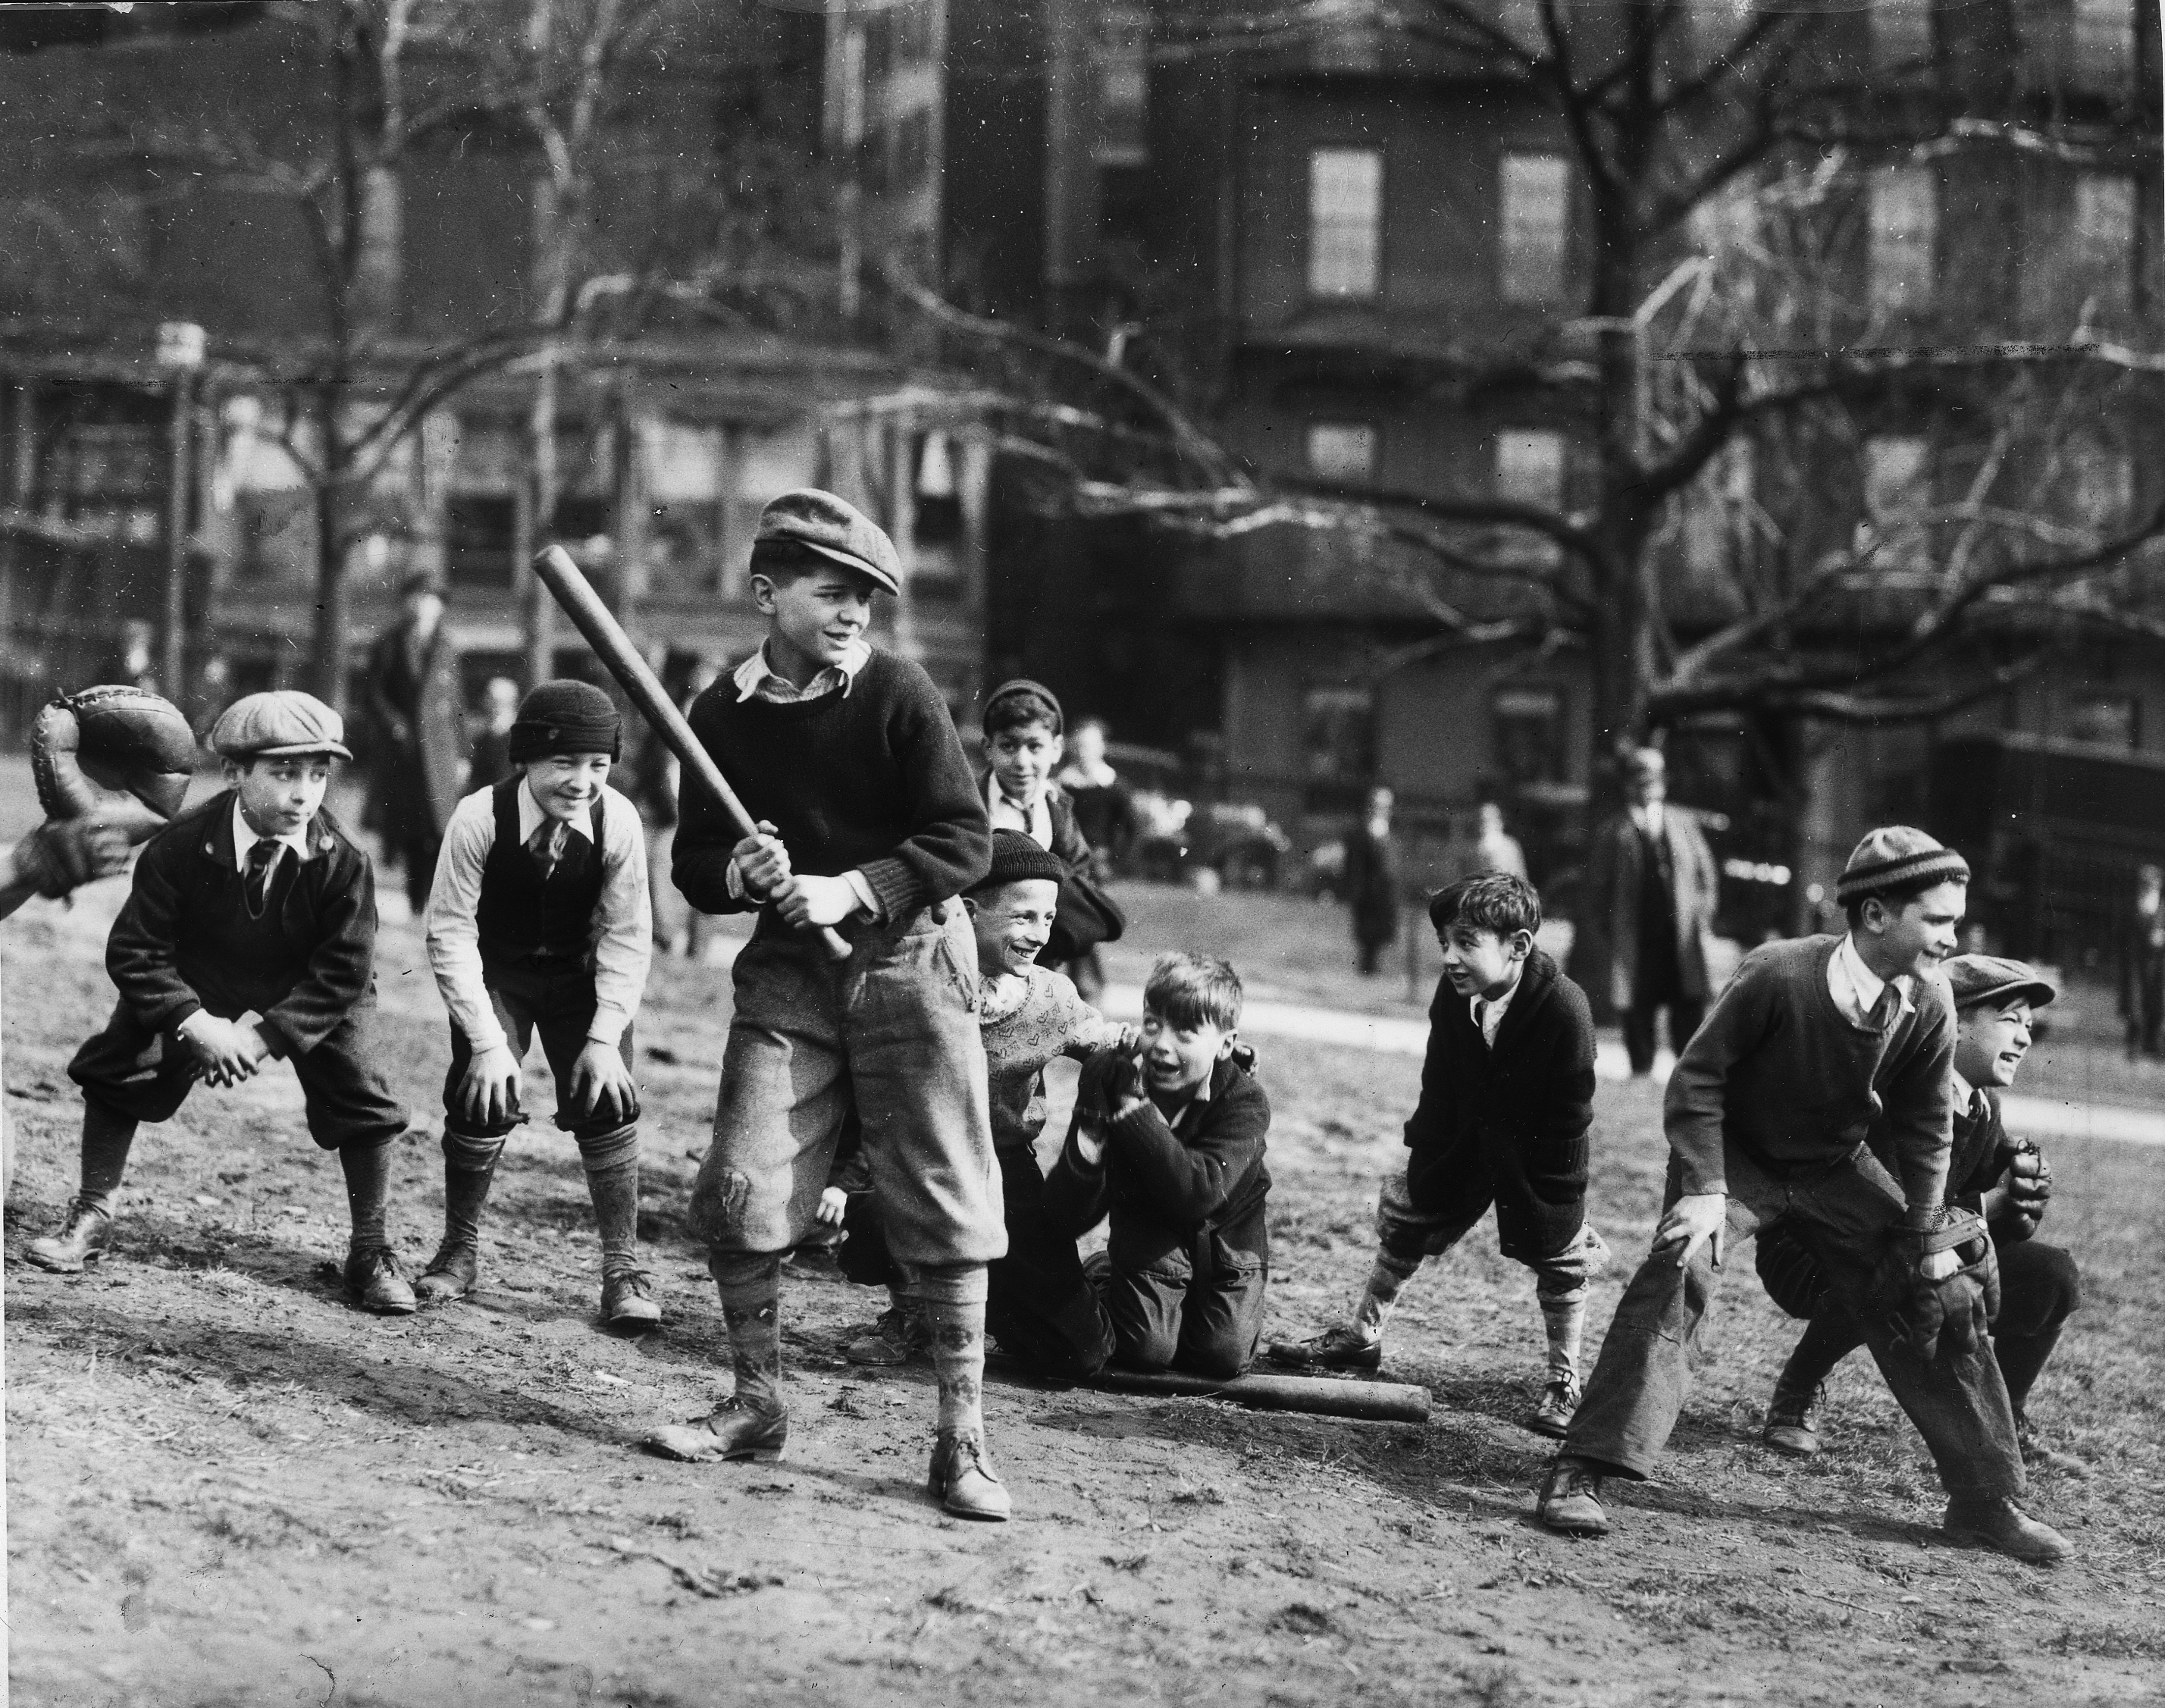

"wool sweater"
[1665,934,1955,1206]
[1400,948,1596,1261]
[981,965,1123,1157]
[104,790,378,1056]
[672,649,990,920]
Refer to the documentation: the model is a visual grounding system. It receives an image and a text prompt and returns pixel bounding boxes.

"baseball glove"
[32,685,198,841]
[1875,1206,2000,1363]
[1994,1138,2052,1242]
[1074,1045,1145,1127]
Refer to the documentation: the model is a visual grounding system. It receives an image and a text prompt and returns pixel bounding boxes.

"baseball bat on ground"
[531,544,851,962]
[1085,1366,1431,1423]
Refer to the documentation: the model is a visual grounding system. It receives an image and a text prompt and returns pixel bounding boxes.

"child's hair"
[1143,951,1244,1031]
[1428,873,1542,941]
[984,685,1063,738]
[1841,876,1944,932]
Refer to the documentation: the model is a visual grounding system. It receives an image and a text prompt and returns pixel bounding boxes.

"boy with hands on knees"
[30,692,418,1313]
[418,680,657,1327]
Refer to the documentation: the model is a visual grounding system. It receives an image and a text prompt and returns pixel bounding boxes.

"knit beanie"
[970,828,1067,895]
[983,678,1065,736]
[508,679,622,765]
[1834,826,1970,905]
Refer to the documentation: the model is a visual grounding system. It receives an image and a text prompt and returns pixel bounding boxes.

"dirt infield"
[6,886,2163,1706]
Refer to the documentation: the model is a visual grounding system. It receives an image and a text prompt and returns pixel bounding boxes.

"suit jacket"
[365,614,470,838]
[1586,805,1719,1010]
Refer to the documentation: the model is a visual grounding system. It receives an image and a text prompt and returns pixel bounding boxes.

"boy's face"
[1863,880,1966,979]
[524,752,613,823]
[1956,996,2033,1089]
[1438,920,1529,1002]
[1140,1005,1233,1097]
[968,878,1059,976]
[227,756,332,837]
[753,564,874,675]
[989,721,1062,804]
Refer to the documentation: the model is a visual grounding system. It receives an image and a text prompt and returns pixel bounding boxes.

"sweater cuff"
[1108,1099,1161,1148]
[856,857,926,922]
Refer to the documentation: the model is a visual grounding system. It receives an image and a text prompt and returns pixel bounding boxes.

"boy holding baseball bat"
[642,490,1010,1522]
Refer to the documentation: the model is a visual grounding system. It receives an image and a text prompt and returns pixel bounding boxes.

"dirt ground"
[7,871,2165,1707]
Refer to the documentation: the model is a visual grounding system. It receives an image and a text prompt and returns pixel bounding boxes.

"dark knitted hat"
[983,677,1065,736]
[1834,826,1969,905]
[1942,953,2057,1014]
[970,828,1067,894]
[509,680,621,765]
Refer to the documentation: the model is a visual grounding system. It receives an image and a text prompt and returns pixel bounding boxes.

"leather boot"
[1537,1456,1610,1535]
[1267,1324,1383,1371]
[345,1246,418,1315]
[928,1431,1011,1521]
[1762,1382,1824,1457]
[415,1131,503,1307]
[25,1197,114,1273]
[1942,1496,2072,1564]
[644,1396,790,1463]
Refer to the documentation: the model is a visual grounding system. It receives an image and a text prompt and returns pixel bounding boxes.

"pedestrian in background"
[1587,747,1719,1074]
[466,676,521,791]
[1473,800,1528,879]
[364,568,470,917]
[2118,862,2165,1061]
[1345,784,1401,976]
[1056,716,1137,1002]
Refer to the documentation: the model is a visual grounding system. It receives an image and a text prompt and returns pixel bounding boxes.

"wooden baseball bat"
[532,544,852,961]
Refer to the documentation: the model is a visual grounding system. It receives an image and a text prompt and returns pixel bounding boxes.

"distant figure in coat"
[365,568,471,915]
[1587,747,1719,1075]
[1345,785,1402,976]
[1057,718,1139,873]
[465,676,521,791]
[2119,862,2165,1061]
[1473,801,1529,880]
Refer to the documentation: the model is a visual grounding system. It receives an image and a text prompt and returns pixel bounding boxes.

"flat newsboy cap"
[1942,953,2057,1014]
[1834,826,1970,905]
[508,679,622,766]
[972,828,1068,894]
[753,488,902,596]
[211,691,352,761]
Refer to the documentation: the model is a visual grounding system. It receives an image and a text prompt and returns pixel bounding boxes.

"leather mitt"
[1074,1045,1144,1127]
[1877,1206,2000,1362]
[33,685,198,843]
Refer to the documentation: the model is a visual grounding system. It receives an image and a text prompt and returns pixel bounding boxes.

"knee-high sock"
[77,1102,137,1215]
[911,1262,990,1440]
[1775,1308,1868,1399]
[340,1140,395,1253]
[1537,1282,1588,1381]
[437,1127,505,1254]
[1996,1321,2064,1418]
[710,1252,785,1412]
[1353,1249,1421,1339]
[575,1123,641,1277]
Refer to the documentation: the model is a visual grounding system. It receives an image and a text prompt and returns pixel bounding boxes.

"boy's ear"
[220,757,246,784]
[747,571,778,615]
[1216,1029,1237,1060]
[1506,929,1535,960]
[961,895,979,919]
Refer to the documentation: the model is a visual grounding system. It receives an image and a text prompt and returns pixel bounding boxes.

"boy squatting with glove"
[1537,827,2070,1564]
[1044,952,1272,1379]
[28,692,420,1314]
[819,829,1134,1378]
[1270,872,1607,1439]
[1753,953,2083,1474]
[643,490,1011,1524]
[417,680,658,1328]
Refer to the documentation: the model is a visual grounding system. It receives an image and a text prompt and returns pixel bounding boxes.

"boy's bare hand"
[179,1014,262,1088]
[1653,1192,1728,1269]
[569,1039,640,1125]
[458,1043,522,1129]
[731,820,791,901]
[814,1185,848,1227]
[773,873,861,929]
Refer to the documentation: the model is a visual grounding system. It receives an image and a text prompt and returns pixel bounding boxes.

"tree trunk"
[312,381,350,707]
[519,350,559,691]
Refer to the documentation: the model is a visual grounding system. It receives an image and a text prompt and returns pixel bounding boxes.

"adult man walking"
[365,568,470,915]
[1587,747,1719,1073]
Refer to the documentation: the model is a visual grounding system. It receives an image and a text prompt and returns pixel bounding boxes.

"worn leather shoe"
[344,1246,418,1315]
[413,1240,478,1307]
[644,1397,789,1463]
[1537,1456,1609,1536]
[846,1303,929,1367]
[1527,1373,1581,1439]
[24,1198,112,1273]
[1266,1325,1383,1372]
[928,1431,1011,1522]
[602,1268,662,1330]
[1942,1496,2071,1564]
[1762,1384,1823,1458]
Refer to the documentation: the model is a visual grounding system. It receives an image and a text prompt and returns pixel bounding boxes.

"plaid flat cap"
[210,691,352,761]
[1941,954,2057,1013]
[754,488,902,595]
[1834,826,1970,904]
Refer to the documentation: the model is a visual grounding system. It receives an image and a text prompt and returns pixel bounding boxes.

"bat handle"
[816,923,852,961]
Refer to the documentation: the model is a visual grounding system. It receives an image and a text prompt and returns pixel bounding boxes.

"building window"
[1863,434,1930,518]
[2066,434,2134,528]
[1307,147,1383,299]
[1496,428,1566,512]
[1302,685,1377,812]
[1868,165,1937,313]
[1093,6,1150,168]
[1869,0,1932,67]
[2072,0,2132,88]
[1491,686,1566,785]
[1499,154,1569,306]
[446,494,517,589]
[2064,694,2139,747]
[2073,172,2136,314]
[1687,0,1753,64]
[1305,422,1378,481]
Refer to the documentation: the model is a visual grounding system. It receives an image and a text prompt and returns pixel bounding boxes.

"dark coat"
[365,613,469,841]
[1585,806,1719,1011]
[104,790,380,1056]
[1401,948,1596,1261]
[1343,821,1401,948]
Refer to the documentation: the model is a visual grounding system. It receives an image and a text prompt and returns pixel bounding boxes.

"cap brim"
[795,538,900,595]
[243,741,353,761]
[1957,978,2057,1012]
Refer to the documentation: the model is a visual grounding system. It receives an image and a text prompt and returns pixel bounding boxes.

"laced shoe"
[602,1268,662,1330]
[412,1240,478,1307]
[344,1246,418,1315]
[845,1303,929,1367]
[1762,1383,1823,1458]
[24,1198,112,1273]
[643,1396,789,1463]
[928,1431,1011,1522]
[1266,1324,1383,1372]
[1942,1496,2072,1564]
[1527,1372,1581,1439]
[1537,1456,1610,1536]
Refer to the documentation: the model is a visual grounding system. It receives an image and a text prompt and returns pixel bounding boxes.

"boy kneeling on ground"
[1271,873,1606,1437]
[1044,952,1271,1378]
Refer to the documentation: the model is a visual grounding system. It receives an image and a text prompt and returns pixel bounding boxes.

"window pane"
[1869,0,1932,67]
[1499,154,1569,305]
[1308,147,1383,298]
[2074,172,2135,313]
[1863,434,1929,516]
[1496,428,1566,511]
[2067,435,2134,527]
[1688,0,1754,64]
[2073,0,2132,89]
[1305,422,1377,481]
[1868,165,1937,312]
[1094,5,1150,166]
[1302,685,1376,813]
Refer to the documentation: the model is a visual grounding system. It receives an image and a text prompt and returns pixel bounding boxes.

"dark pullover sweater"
[1664,934,1955,1207]
[672,649,991,920]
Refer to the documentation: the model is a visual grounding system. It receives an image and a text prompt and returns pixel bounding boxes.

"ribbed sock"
[339,1140,395,1254]
[1352,1252,1420,1340]
[576,1123,642,1278]
[710,1252,785,1412]
[910,1262,990,1440]
[77,1102,137,1216]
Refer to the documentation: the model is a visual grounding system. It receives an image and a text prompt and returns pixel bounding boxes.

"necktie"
[528,820,568,878]
[246,836,281,918]
[1866,982,1900,1032]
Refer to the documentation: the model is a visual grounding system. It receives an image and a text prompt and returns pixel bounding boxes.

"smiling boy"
[28,692,416,1312]
[1270,874,1605,1435]
[1043,952,1271,1378]
[418,680,656,1327]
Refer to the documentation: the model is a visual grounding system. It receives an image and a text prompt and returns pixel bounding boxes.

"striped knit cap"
[1834,826,1970,905]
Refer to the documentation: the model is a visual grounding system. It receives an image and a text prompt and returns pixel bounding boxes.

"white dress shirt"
[1628,801,1666,841]
[1471,970,1523,1048]
[425,779,652,1052]
[228,799,314,876]
[986,774,1054,849]
[1828,932,1914,1030]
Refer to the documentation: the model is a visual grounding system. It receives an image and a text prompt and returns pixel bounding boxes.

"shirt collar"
[1469,967,1523,1035]
[1833,932,1913,1023]
[229,798,314,873]
[732,637,871,701]
[517,777,596,845]
[1949,1065,1976,1114]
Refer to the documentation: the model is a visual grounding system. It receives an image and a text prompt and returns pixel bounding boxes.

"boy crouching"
[1045,953,1270,1378]
[418,681,657,1327]
[28,692,417,1312]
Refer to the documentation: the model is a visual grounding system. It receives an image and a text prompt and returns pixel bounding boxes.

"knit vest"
[475,779,606,967]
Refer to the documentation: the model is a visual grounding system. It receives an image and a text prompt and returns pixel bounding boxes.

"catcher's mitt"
[1074,1045,1145,1127]
[1875,1206,2000,1362]
[32,685,198,841]
[1994,1138,2052,1243]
